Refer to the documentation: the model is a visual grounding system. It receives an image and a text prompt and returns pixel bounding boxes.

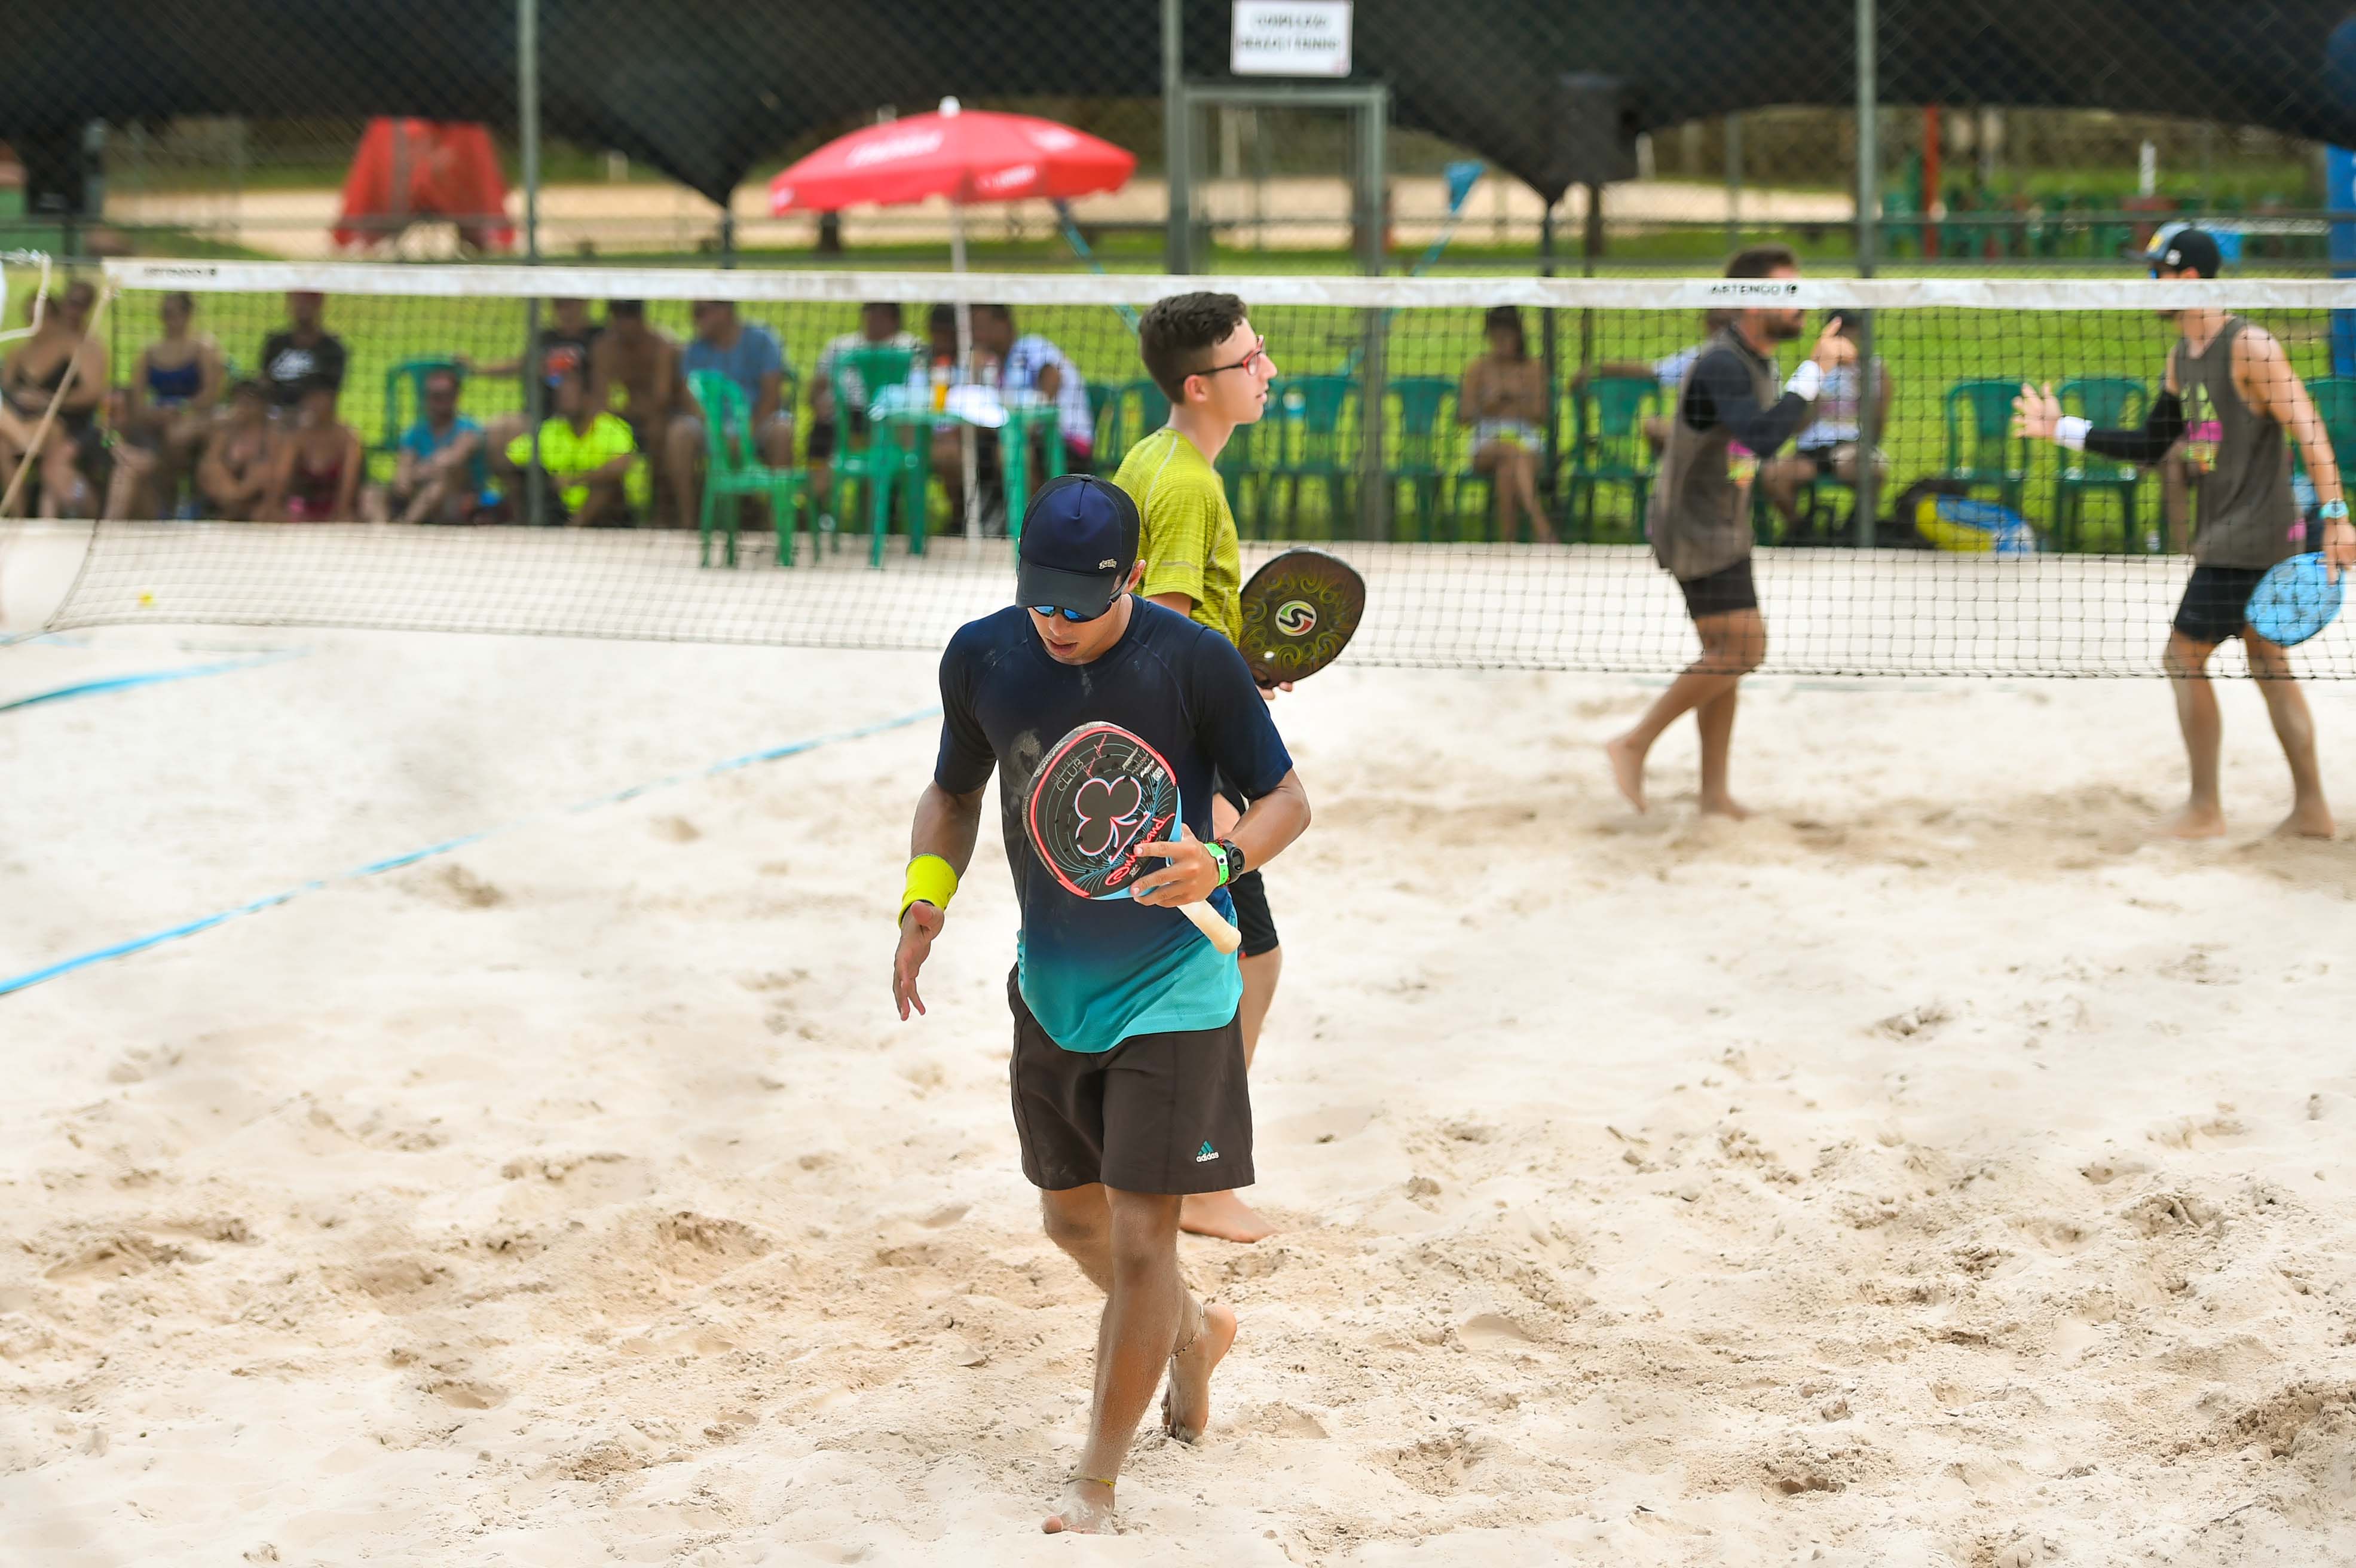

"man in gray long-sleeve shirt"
[1606,244,1855,817]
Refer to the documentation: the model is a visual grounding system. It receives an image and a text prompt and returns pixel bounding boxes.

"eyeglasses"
[1196,335,1268,380]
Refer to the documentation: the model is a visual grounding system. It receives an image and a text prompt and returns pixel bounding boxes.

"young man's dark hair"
[1725,244,1800,280]
[1137,292,1250,403]
[606,299,645,320]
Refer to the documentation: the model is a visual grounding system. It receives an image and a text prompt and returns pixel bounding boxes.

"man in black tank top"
[2015,227,2353,839]
[1606,245,1855,817]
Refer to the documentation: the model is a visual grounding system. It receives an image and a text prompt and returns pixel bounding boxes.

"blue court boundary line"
[0,650,303,714]
[0,705,940,999]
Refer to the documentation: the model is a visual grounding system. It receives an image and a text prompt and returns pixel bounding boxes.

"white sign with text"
[1231,1,1353,77]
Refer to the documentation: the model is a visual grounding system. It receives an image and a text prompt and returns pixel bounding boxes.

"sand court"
[2,606,2354,1564]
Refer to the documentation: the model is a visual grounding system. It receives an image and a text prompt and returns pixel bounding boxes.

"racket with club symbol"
[1023,721,1241,955]
[1238,549,1367,687]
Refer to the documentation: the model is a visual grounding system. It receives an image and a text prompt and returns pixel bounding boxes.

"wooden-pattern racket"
[1238,548,1367,686]
[1023,721,1241,955]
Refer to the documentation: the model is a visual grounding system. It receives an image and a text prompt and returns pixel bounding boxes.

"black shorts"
[1228,868,1279,958]
[806,418,837,461]
[1678,557,1760,620]
[1007,968,1253,1195]
[2173,564,2270,647]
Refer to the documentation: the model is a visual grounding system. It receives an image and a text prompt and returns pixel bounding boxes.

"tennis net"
[31,258,2356,678]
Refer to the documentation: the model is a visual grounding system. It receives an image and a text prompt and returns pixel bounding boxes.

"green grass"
[105,283,2346,545]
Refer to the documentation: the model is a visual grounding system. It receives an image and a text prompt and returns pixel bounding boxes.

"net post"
[518,0,547,528]
[1357,87,1391,540]
[1852,0,1879,549]
[1724,114,1743,253]
[1540,201,1560,513]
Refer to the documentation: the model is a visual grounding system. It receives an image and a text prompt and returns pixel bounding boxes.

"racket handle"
[1180,898,1244,956]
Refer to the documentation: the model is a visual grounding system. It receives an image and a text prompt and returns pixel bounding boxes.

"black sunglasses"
[1029,586,1123,623]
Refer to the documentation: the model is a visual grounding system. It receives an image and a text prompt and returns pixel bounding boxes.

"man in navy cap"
[2017,224,2351,838]
[889,474,1312,1535]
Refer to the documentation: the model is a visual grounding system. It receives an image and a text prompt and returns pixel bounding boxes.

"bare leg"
[2160,630,2228,839]
[1607,607,1767,813]
[1761,455,1805,526]
[1037,1186,1235,1535]
[1695,684,1751,818]
[2245,633,2335,837]
[103,446,155,520]
[665,416,703,531]
[1185,795,1277,1244]
[1511,450,1557,544]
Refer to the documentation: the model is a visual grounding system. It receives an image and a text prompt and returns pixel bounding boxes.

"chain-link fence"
[6,1,2355,272]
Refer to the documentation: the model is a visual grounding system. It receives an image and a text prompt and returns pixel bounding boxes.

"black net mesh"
[25,261,2355,678]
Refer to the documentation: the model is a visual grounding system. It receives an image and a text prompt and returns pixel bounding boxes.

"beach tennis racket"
[2246,553,2345,648]
[1024,721,1242,956]
[1238,549,1367,687]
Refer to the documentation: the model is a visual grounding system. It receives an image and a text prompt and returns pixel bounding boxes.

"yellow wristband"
[899,855,958,926]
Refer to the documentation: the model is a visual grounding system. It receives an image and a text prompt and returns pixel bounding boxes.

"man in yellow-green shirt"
[1113,290,1284,1245]
[504,362,648,526]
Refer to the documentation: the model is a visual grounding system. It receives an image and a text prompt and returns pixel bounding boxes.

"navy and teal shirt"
[936,599,1293,1053]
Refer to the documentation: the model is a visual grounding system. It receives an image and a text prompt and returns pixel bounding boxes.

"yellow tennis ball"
[138,592,155,607]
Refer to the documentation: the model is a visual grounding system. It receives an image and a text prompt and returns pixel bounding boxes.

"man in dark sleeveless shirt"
[2016,226,2352,840]
[1607,245,1855,817]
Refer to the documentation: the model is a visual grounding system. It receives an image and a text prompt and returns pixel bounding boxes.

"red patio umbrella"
[768,98,1136,533]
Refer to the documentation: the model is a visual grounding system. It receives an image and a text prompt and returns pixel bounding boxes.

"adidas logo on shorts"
[1194,1141,1219,1163]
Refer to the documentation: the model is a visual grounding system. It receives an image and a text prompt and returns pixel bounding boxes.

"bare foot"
[1604,733,1647,813]
[1698,794,1752,820]
[1180,1190,1274,1243]
[2274,800,2337,839]
[2157,803,2229,840]
[1162,1298,1237,1444]
[1041,1477,1116,1535]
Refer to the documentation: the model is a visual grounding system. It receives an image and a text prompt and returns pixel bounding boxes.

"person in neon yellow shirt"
[1114,291,1286,1246]
[504,363,647,526]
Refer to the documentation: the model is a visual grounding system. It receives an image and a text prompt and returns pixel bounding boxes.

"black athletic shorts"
[1228,868,1279,958]
[806,418,837,461]
[1678,557,1760,620]
[1007,967,1253,1196]
[2173,564,2270,647]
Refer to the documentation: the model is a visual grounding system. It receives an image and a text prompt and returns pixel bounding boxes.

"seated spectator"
[473,295,601,464]
[1,278,109,519]
[265,376,365,522]
[505,363,646,528]
[1584,308,1736,457]
[197,380,279,520]
[576,299,686,511]
[259,291,348,412]
[1759,310,1893,534]
[810,301,923,517]
[928,302,1091,530]
[104,290,227,519]
[383,367,495,525]
[667,299,794,529]
[1458,304,1558,545]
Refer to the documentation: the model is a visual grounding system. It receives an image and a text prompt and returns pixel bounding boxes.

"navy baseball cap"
[2146,223,2222,278]
[1016,474,1140,615]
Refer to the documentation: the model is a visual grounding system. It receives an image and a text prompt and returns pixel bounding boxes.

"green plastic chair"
[1256,375,1357,537]
[1103,378,1173,477]
[827,344,920,561]
[1562,375,1659,541]
[2052,376,2148,551]
[2299,376,2356,480]
[1941,378,2028,514]
[1382,376,1458,540]
[690,370,807,568]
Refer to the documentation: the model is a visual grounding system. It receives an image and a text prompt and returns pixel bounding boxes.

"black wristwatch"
[1214,838,1247,884]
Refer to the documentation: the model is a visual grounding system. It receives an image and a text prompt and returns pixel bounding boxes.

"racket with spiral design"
[1023,721,1241,955]
[1238,549,1367,685]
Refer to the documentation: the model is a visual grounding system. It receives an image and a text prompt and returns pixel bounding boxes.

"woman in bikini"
[197,380,281,521]
[0,278,109,519]
[105,290,228,519]
[266,376,364,522]
[1458,304,1558,544]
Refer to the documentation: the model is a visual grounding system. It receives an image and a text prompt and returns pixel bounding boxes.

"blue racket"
[2245,553,2345,648]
